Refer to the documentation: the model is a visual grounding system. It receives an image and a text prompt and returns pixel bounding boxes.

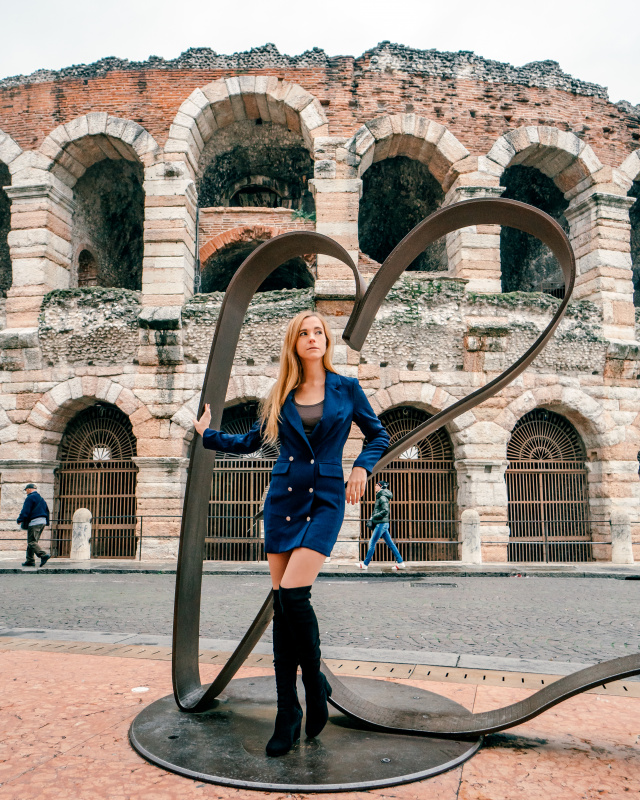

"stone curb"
[1,626,637,681]
[1,560,638,579]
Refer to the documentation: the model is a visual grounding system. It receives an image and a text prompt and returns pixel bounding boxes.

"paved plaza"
[0,573,637,665]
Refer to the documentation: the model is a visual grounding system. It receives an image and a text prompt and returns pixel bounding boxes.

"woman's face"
[295,316,327,364]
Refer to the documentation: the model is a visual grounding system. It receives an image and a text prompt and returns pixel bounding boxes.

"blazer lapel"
[309,370,341,445]
[282,391,314,453]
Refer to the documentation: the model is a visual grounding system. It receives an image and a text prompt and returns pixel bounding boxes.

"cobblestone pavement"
[0,574,636,663]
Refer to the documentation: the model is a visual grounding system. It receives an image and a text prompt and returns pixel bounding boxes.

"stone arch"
[349,115,467,271]
[619,150,640,185]
[199,225,282,264]
[486,126,602,197]
[26,377,149,459]
[171,375,276,449]
[619,150,640,305]
[38,113,159,188]
[199,224,314,292]
[165,78,329,174]
[367,382,476,456]
[346,114,469,186]
[0,129,22,169]
[495,385,609,450]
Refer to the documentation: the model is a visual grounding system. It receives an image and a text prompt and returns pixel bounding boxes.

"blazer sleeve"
[201,420,264,455]
[350,379,390,474]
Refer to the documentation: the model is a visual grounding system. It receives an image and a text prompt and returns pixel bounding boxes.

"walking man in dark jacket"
[358,480,405,570]
[18,483,51,568]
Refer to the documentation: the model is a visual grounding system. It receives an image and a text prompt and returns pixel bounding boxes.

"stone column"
[0,459,58,558]
[133,456,188,560]
[565,192,635,341]
[142,166,197,308]
[455,458,510,562]
[309,176,362,304]
[4,182,74,328]
[444,185,504,293]
[460,509,481,563]
[70,508,91,560]
[138,164,195,366]
[610,510,634,564]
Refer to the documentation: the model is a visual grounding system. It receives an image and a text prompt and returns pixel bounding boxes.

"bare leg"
[280,547,327,589]
[267,551,292,590]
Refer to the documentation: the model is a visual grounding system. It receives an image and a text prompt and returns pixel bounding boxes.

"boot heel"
[266,707,302,757]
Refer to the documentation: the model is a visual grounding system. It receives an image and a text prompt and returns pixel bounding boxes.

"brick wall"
[1,43,638,166]
[198,207,314,243]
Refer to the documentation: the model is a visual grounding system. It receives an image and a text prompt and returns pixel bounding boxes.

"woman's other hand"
[194,403,212,436]
[346,466,368,505]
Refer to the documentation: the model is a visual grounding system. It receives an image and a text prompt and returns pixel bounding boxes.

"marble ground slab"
[0,649,638,799]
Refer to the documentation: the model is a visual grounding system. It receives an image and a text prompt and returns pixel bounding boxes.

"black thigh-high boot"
[279,585,332,739]
[266,588,303,757]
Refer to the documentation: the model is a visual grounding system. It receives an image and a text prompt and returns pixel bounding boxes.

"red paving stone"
[0,650,638,799]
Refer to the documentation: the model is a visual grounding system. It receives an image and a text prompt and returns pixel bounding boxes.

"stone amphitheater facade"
[0,42,639,562]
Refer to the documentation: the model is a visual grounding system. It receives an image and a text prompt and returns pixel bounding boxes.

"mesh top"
[293,399,324,434]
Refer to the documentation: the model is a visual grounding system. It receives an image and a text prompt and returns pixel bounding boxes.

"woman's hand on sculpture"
[346,466,368,505]
[194,403,212,436]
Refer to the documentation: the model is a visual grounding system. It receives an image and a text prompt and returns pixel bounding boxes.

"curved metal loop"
[172,232,360,712]
[172,198,640,731]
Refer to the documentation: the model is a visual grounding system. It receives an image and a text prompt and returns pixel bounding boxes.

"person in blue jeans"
[358,480,405,570]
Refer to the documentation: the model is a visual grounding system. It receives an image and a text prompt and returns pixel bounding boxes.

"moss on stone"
[41,287,141,310]
[182,288,313,324]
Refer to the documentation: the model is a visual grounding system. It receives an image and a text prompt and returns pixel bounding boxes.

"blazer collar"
[282,370,342,452]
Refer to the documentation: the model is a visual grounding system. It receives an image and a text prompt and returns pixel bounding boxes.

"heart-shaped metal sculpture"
[170,197,640,731]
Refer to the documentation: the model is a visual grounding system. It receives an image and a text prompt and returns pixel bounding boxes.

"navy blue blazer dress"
[202,370,390,557]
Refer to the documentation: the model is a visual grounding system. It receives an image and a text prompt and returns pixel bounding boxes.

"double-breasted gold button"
[306,516,311,521]
[286,516,291,521]
[310,459,314,464]
[289,456,294,461]
[309,488,313,493]
[288,487,292,491]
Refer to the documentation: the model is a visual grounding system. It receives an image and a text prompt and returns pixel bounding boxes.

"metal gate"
[506,409,592,562]
[360,406,458,562]
[205,402,278,561]
[52,403,138,558]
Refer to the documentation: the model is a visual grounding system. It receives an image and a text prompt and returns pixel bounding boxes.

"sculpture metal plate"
[130,198,640,789]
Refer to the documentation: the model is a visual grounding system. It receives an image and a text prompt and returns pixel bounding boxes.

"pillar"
[4,181,74,328]
[133,456,188,560]
[460,509,482,563]
[565,192,636,341]
[455,458,510,562]
[444,184,504,293]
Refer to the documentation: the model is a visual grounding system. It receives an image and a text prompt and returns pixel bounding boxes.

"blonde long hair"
[259,310,337,443]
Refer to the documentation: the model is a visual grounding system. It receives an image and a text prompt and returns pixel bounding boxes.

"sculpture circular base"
[129,676,481,792]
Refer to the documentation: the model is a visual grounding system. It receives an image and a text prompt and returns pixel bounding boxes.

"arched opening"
[500,165,569,295]
[359,157,445,272]
[197,120,314,213]
[629,180,640,306]
[360,405,458,562]
[0,163,11,297]
[206,402,279,561]
[201,239,314,293]
[77,249,99,287]
[506,408,591,562]
[71,159,144,290]
[52,403,138,558]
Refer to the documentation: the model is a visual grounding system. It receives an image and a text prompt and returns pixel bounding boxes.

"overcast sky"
[2,0,639,105]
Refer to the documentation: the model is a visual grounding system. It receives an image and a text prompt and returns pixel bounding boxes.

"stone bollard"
[610,510,634,564]
[70,508,92,560]
[460,509,482,564]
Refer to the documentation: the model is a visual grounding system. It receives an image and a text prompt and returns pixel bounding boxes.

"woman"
[194,310,389,757]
